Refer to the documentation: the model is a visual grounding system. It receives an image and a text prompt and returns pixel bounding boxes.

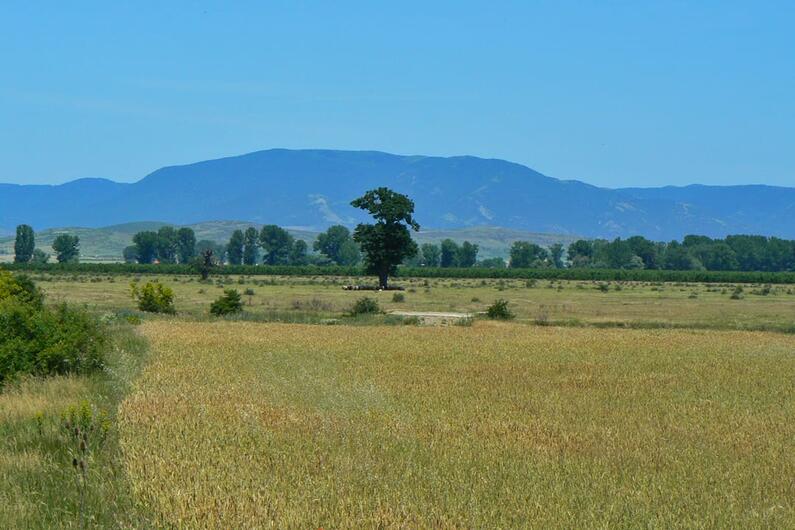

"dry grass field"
[3,272,795,528]
[31,272,795,331]
[118,321,795,528]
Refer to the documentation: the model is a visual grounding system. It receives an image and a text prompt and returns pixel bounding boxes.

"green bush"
[349,297,381,316]
[486,299,515,320]
[392,292,405,303]
[210,289,244,316]
[0,271,43,308]
[0,298,106,384]
[130,282,176,314]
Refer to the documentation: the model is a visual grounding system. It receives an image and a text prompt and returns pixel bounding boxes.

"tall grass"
[120,321,795,528]
[0,325,151,528]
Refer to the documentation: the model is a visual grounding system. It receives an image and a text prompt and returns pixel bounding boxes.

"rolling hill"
[1,149,794,240]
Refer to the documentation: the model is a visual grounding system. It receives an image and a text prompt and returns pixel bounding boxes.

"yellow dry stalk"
[119,321,795,528]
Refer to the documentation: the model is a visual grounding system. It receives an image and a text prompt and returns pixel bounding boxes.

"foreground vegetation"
[120,321,795,527]
[0,324,150,528]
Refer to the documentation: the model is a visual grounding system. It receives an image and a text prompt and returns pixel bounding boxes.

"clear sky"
[1,1,793,188]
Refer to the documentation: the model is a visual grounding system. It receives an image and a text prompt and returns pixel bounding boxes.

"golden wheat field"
[117,320,795,528]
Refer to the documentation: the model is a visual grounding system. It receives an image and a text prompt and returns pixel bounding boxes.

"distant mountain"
[0,222,578,262]
[1,148,794,240]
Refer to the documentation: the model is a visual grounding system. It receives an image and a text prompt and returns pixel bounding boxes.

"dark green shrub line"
[3,262,795,284]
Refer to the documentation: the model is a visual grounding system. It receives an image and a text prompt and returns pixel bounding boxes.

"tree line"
[13,224,80,264]
[565,235,795,272]
[11,219,795,274]
[121,224,363,267]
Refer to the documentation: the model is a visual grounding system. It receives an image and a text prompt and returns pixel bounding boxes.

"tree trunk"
[378,272,389,290]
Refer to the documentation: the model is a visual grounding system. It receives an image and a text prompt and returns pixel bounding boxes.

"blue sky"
[1,1,793,187]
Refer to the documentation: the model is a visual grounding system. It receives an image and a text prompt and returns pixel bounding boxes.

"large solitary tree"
[14,225,35,263]
[351,187,420,289]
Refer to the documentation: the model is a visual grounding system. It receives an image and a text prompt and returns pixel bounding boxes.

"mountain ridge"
[1,148,793,240]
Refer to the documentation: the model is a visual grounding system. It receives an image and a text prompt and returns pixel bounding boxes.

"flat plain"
[2,272,795,528]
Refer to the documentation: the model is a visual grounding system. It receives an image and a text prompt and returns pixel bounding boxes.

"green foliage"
[193,249,217,280]
[243,227,259,265]
[420,243,441,267]
[485,299,515,320]
[132,231,159,264]
[4,261,795,284]
[52,234,80,263]
[123,245,138,263]
[440,239,459,267]
[0,279,106,383]
[550,243,565,268]
[31,248,50,264]
[129,282,176,314]
[210,289,244,316]
[290,239,309,266]
[260,225,294,265]
[477,257,507,269]
[14,224,35,263]
[227,230,245,265]
[392,292,405,303]
[196,239,226,260]
[457,241,479,267]
[156,226,178,264]
[337,239,362,266]
[510,241,548,268]
[176,227,197,264]
[314,225,360,265]
[351,187,420,289]
[348,297,382,316]
[0,271,44,308]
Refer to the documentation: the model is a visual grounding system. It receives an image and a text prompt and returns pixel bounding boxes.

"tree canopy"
[52,234,80,263]
[351,187,420,289]
[14,225,35,264]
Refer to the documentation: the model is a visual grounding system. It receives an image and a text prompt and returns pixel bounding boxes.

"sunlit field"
[118,321,795,528]
[3,272,795,528]
[32,272,795,331]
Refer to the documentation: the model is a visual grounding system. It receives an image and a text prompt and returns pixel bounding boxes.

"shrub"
[349,297,381,316]
[392,292,405,303]
[130,282,176,314]
[210,290,244,316]
[0,299,107,383]
[0,271,43,308]
[486,299,515,320]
